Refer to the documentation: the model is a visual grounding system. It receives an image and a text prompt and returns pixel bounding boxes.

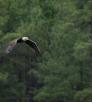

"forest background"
[0,0,92,102]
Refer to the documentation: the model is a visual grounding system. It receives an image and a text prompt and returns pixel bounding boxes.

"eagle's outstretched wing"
[25,39,40,55]
[5,39,18,54]
[5,37,40,55]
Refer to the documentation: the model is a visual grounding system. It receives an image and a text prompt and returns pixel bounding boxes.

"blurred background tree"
[0,0,92,102]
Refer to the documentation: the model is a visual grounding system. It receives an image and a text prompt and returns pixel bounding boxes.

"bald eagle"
[5,37,40,55]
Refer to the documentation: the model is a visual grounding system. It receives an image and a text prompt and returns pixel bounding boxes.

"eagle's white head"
[22,37,29,41]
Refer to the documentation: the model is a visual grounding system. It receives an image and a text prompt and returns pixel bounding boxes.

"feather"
[5,39,18,54]
[25,39,40,55]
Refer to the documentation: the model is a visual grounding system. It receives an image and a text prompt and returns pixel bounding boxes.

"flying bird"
[5,37,40,55]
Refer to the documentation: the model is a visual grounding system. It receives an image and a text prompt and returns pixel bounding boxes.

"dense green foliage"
[0,0,92,102]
